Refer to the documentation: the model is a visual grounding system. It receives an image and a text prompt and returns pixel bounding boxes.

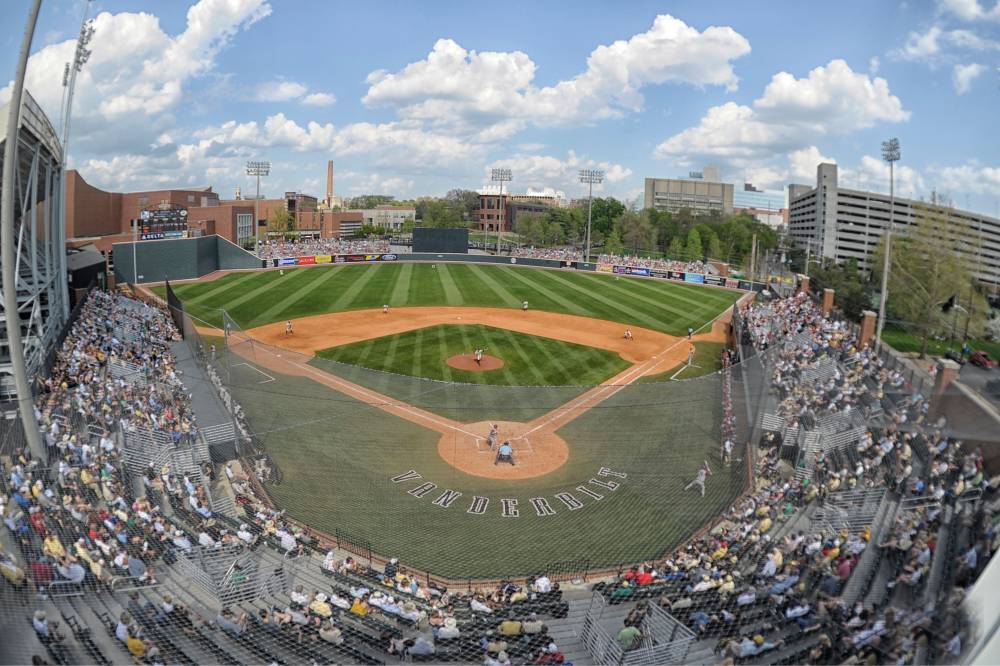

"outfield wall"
[113,235,262,283]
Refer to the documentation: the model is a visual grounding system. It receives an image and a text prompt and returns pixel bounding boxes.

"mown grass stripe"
[499,328,548,385]
[467,264,520,307]
[390,262,413,306]
[184,270,262,305]
[521,332,574,384]
[220,269,316,315]
[411,325,423,378]
[574,272,701,322]
[436,326,454,381]
[502,267,591,315]
[251,266,342,326]
[436,264,465,306]
[331,264,380,310]
[540,270,665,330]
[625,276,735,314]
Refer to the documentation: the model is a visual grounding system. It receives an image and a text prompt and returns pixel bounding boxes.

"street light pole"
[579,169,604,262]
[246,160,270,248]
[876,138,900,345]
[491,168,512,255]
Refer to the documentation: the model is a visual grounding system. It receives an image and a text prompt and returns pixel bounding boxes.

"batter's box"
[473,433,536,455]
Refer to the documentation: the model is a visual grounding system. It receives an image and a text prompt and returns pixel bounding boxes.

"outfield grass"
[226,355,737,578]
[161,263,739,336]
[315,324,630,386]
[638,341,727,384]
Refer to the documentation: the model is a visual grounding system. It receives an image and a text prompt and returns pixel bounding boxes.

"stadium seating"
[0,285,995,665]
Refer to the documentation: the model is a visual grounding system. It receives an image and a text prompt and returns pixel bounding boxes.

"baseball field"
[161,262,748,578]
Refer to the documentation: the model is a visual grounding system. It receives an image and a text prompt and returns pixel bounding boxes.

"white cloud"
[953,62,987,92]
[789,146,836,182]
[890,24,1000,62]
[938,0,1000,22]
[869,56,881,74]
[931,163,1000,194]
[840,155,925,197]
[302,92,336,106]
[485,151,632,195]
[0,0,271,153]
[252,80,307,102]
[346,173,415,196]
[362,15,750,137]
[655,59,908,162]
[892,26,944,61]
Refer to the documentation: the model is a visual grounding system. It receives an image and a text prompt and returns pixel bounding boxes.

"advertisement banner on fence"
[726,278,740,289]
[650,270,669,279]
[596,263,614,273]
[381,254,398,261]
[279,257,297,266]
[297,256,316,265]
[738,280,753,291]
[613,265,650,277]
[667,270,685,281]
[704,275,726,286]
[684,273,706,284]
[315,255,332,264]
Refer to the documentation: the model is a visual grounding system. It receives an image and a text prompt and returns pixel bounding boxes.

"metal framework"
[0,90,69,400]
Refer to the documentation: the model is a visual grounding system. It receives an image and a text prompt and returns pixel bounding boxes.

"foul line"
[232,362,276,384]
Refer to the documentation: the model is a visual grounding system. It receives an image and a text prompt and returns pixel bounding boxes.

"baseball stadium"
[3,2,1000,665]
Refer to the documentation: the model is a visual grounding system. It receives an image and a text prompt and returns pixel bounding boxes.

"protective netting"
[160,284,761,582]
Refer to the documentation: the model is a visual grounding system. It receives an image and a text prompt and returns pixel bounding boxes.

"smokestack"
[326,160,334,205]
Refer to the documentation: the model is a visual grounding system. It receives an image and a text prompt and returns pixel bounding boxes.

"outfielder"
[684,460,713,497]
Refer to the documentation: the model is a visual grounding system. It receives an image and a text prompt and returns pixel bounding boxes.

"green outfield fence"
[161,281,770,583]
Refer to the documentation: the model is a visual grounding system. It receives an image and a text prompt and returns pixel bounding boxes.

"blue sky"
[2,0,998,214]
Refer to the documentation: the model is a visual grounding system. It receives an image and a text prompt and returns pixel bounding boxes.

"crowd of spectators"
[2,282,998,665]
[256,238,391,259]
[598,253,707,274]
[594,291,997,664]
[508,247,582,261]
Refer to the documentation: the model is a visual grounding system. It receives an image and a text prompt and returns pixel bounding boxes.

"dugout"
[413,227,468,253]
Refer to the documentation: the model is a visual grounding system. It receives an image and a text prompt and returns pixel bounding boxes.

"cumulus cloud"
[251,80,307,102]
[891,24,1000,62]
[484,151,632,195]
[953,62,988,92]
[362,15,750,137]
[840,155,925,197]
[938,0,1000,22]
[930,163,1000,194]
[655,59,908,162]
[302,92,336,106]
[0,0,271,155]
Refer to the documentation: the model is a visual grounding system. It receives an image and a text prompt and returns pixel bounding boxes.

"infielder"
[684,460,713,497]
[285,320,294,335]
[624,329,634,341]
[383,304,389,314]
[522,300,529,312]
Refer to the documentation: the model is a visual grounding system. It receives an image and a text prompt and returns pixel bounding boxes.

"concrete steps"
[543,589,593,664]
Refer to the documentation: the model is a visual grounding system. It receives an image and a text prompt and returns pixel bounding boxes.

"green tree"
[686,228,703,261]
[419,199,463,228]
[267,208,296,239]
[445,189,481,220]
[871,199,976,357]
[667,236,685,260]
[615,211,656,254]
[603,230,625,255]
[810,258,872,321]
[349,194,395,209]
[589,197,626,236]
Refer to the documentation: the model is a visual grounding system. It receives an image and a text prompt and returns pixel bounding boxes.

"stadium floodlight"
[875,138,900,345]
[491,168,512,254]
[247,160,271,245]
[579,169,605,262]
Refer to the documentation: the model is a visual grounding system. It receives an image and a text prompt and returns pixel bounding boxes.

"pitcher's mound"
[446,354,504,372]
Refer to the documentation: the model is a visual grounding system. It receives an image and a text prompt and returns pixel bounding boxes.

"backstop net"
[159,296,768,586]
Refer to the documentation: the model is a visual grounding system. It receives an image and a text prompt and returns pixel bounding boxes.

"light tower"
[246,160,271,246]
[875,138,900,345]
[491,168,512,254]
[579,169,604,262]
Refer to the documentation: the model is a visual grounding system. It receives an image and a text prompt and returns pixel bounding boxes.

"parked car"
[969,351,997,369]
[945,350,966,366]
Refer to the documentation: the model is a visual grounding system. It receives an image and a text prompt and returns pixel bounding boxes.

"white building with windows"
[356,206,416,231]
[788,163,1000,287]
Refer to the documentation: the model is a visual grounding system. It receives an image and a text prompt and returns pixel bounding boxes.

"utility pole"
[579,169,604,262]
[876,138,900,344]
[2,0,46,461]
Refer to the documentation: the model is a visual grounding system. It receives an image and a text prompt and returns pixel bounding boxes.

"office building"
[788,163,1000,286]
[477,191,563,232]
[733,183,788,228]
[357,206,416,231]
[643,172,734,216]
